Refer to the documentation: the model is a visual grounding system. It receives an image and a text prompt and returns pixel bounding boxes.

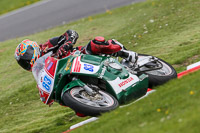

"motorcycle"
[32,50,177,116]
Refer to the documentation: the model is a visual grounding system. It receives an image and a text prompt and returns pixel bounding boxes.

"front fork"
[72,77,97,96]
[61,77,96,99]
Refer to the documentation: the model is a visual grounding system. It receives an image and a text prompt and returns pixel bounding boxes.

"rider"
[15,30,138,71]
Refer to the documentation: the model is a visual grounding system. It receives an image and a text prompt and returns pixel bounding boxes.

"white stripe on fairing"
[0,0,53,20]
[107,74,139,94]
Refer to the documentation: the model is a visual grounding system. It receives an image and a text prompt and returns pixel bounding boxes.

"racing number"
[42,75,51,91]
[84,64,94,72]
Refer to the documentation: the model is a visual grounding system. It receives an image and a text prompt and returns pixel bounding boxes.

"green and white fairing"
[33,50,177,116]
[53,52,148,104]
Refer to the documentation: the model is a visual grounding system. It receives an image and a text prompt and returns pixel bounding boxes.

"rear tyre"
[62,87,119,116]
[121,54,177,87]
[138,54,177,87]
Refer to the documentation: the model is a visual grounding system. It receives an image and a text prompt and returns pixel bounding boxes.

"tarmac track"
[0,0,145,42]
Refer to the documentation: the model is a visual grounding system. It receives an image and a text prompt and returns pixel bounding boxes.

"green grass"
[0,0,40,15]
[0,0,200,132]
[74,70,200,133]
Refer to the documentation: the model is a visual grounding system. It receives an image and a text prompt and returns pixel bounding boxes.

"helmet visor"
[17,45,34,71]
[17,58,31,70]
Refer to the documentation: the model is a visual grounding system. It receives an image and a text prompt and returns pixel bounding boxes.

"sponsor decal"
[65,59,72,71]
[99,66,106,79]
[47,62,53,71]
[84,64,94,72]
[42,75,52,92]
[118,77,134,87]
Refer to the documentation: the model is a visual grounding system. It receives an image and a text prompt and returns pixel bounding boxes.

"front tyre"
[62,87,119,116]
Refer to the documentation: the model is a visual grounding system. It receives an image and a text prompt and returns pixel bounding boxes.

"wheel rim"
[70,87,114,108]
[144,61,172,76]
[138,56,172,76]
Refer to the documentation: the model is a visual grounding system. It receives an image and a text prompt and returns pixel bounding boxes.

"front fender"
[61,79,85,99]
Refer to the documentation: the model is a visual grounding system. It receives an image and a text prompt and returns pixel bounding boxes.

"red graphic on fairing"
[71,56,81,73]
[44,56,58,78]
[38,85,54,105]
[37,56,58,105]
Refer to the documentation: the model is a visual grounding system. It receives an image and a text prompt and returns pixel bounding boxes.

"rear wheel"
[137,54,177,87]
[62,86,119,116]
[121,54,177,87]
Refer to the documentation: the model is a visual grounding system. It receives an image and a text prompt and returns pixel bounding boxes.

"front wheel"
[62,87,119,116]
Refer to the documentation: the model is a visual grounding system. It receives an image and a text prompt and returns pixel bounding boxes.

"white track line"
[187,61,200,70]
[66,62,200,132]
[67,90,156,132]
[70,117,99,130]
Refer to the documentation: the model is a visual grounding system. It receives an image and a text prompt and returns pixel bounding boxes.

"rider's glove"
[63,30,79,44]
[57,42,73,58]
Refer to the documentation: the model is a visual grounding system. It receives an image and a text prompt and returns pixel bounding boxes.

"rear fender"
[61,79,85,99]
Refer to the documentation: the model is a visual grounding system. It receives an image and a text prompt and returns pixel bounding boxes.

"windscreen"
[32,52,52,84]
